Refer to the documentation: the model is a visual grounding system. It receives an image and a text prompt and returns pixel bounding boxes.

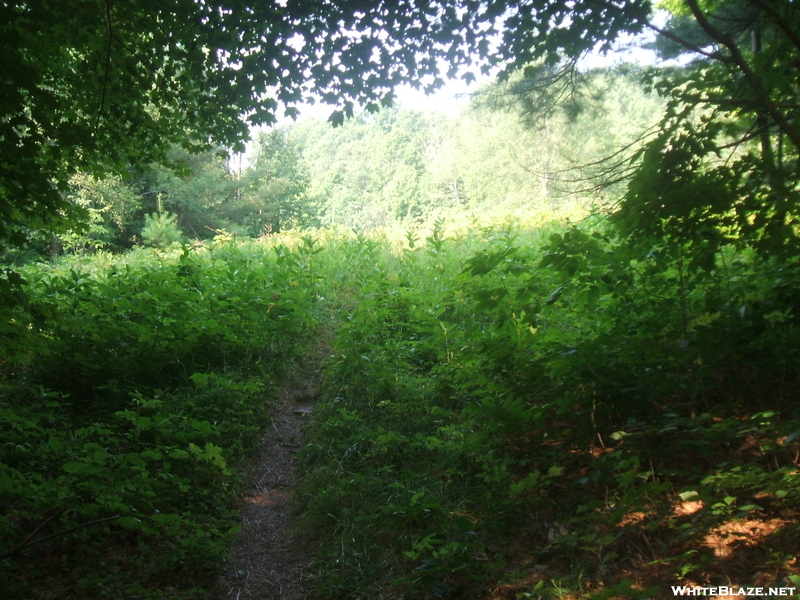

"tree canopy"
[622,0,800,256]
[0,0,650,249]
[2,0,799,254]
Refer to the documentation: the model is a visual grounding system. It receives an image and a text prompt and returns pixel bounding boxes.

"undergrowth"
[296,221,800,599]
[1,238,322,599]
[3,221,800,599]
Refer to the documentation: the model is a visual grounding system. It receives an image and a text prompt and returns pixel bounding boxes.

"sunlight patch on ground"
[703,518,787,559]
[244,490,291,507]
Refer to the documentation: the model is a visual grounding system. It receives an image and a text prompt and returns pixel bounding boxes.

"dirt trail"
[214,351,324,600]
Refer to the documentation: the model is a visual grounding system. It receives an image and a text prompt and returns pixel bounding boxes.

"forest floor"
[213,346,326,600]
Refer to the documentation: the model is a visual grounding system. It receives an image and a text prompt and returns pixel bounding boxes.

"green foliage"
[474,66,664,203]
[293,107,431,229]
[4,217,800,598]
[233,67,658,238]
[3,1,800,597]
[0,237,321,598]
[241,129,315,234]
[615,0,800,256]
[133,148,241,241]
[0,380,258,599]
[4,0,798,294]
[142,212,184,248]
[57,173,141,254]
[0,0,651,254]
[130,140,314,242]
[295,221,800,598]
[289,86,658,231]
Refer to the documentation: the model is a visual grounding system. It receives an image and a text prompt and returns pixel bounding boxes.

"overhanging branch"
[684,0,800,152]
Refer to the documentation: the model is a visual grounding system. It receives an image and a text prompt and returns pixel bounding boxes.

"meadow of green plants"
[4,0,800,597]
[295,220,800,598]
[5,210,799,599]
[0,236,324,598]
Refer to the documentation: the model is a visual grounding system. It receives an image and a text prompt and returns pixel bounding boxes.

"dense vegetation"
[2,0,800,598]
[1,238,323,597]
[298,222,800,598]
[1,68,658,264]
[3,219,799,598]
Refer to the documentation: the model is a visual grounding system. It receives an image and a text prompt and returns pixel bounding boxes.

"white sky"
[273,77,482,124]
[391,41,660,116]
[394,78,484,115]
[284,44,660,123]
[253,15,669,143]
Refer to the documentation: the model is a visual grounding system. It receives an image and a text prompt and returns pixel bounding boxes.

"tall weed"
[1,238,321,598]
[297,221,800,598]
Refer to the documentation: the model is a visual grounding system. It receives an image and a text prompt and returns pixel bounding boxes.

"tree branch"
[0,508,66,560]
[684,0,800,152]
[95,0,114,133]
[586,0,733,63]
[751,0,800,55]
[0,512,122,559]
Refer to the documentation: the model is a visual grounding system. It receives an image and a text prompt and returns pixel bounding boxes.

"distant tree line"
[291,68,661,229]
[3,68,661,262]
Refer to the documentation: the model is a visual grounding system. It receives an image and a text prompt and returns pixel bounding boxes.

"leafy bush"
[4,221,800,599]
[296,221,800,598]
[0,236,321,599]
[142,212,184,248]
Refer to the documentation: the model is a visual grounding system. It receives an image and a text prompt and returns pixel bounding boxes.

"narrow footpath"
[213,351,324,600]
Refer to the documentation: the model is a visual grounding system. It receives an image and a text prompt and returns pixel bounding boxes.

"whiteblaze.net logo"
[671,586,797,597]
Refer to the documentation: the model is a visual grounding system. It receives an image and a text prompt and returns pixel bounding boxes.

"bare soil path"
[213,350,325,600]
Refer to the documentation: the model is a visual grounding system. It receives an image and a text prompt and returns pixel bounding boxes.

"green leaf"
[510,471,542,495]
[117,516,146,530]
[0,470,17,494]
[546,285,566,304]
[62,461,101,474]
